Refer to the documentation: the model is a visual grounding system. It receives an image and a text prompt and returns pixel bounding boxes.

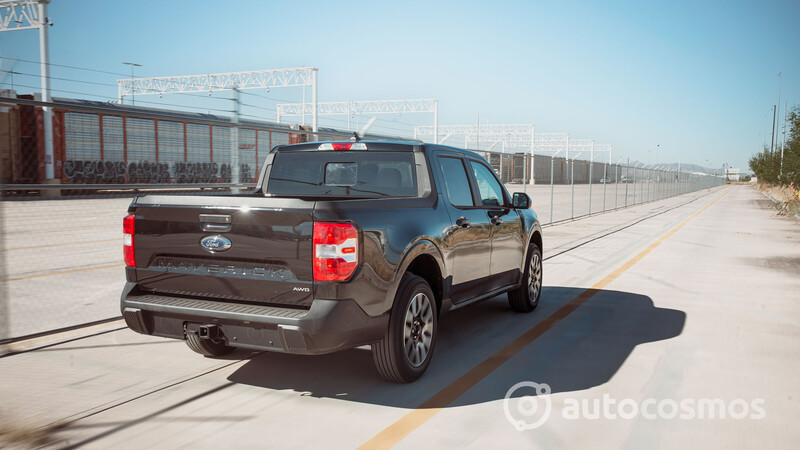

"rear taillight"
[313,222,358,282]
[123,214,136,267]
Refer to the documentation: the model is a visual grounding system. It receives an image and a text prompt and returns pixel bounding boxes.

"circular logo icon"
[200,235,232,253]
[503,381,552,431]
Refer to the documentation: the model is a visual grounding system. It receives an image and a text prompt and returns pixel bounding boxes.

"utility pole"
[0,0,54,180]
[36,0,53,181]
[122,62,141,105]
[780,100,787,182]
[231,86,240,190]
[782,101,787,151]
[770,105,777,154]
[776,72,782,154]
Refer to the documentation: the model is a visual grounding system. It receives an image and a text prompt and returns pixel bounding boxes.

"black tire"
[184,330,234,357]
[372,274,438,383]
[508,243,543,313]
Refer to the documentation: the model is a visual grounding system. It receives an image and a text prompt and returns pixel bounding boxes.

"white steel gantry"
[414,123,535,150]
[0,0,43,30]
[117,67,319,132]
[1,0,54,180]
[117,67,318,186]
[278,99,439,143]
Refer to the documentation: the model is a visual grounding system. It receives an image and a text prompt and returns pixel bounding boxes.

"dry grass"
[756,183,800,217]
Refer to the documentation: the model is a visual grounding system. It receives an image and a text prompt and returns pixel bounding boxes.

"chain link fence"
[0,96,724,344]
[478,151,723,224]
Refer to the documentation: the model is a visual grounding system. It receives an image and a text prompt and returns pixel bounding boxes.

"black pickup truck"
[121,140,543,382]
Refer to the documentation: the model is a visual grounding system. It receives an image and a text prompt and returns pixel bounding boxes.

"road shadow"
[227,286,685,408]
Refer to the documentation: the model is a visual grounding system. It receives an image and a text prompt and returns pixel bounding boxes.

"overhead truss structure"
[0,0,46,31]
[414,123,534,138]
[117,67,316,98]
[414,123,534,150]
[0,0,55,180]
[117,67,319,132]
[414,126,612,161]
[278,98,436,117]
[278,99,439,142]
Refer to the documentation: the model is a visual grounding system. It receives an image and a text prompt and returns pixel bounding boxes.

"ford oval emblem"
[200,235,232,253]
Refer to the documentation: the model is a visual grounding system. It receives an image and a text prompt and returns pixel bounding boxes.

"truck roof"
[272,140,485,160]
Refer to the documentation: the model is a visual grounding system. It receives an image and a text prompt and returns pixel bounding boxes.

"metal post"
[615,164,619,209]
[311,68,318,134]
[571,157,575,219]
[0,195,8,343]
[589,140,594,214]
[602,163,607,212]
[565,134,570,181]
[625,159,629,207]
[231,87,240,189]
[570,152,582,220]
[640,166,645,203]
[529,125,535,185]
[38,0,54,180]
[549,150,561,224]
[656,168,661,200]
[433,100,439,144]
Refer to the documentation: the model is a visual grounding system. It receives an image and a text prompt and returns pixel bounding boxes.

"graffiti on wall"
[62,160,254,184]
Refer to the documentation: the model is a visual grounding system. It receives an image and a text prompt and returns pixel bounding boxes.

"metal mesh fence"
[0,97,725,344]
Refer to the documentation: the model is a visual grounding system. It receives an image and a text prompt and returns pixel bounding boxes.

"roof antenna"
[350,132,361,142]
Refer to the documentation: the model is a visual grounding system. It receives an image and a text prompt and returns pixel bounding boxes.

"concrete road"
[1,184,797,449]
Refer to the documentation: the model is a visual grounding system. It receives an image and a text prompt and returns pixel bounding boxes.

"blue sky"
[1,0,798,171]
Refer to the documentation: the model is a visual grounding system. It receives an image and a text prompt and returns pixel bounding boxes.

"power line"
[0,56,131,77]
[239,90,296,104]
[1,69,117,87]
[6,82,234,113]
[239,102,277,113]
[1,60,416,135]
[1,69,237,107]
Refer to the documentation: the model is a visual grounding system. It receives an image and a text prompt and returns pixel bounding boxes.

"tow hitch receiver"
[185,323,222,341]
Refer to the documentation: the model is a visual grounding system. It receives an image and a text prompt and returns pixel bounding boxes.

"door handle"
[202,223,232,232]
[491,215,503,226]
[456,217,471,228]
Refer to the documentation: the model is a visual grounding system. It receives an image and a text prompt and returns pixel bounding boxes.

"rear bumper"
[120,282,388,355]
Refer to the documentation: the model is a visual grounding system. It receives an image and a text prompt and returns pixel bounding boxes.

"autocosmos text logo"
[504,381,766,430]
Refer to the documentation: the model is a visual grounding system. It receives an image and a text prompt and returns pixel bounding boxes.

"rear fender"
[383,238,446,313]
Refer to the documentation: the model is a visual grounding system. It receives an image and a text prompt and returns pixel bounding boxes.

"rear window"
[267,151,418,197]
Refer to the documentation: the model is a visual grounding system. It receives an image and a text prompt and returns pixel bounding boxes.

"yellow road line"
[1,238,119,252]
[1,264,125,282]
[359,188,731,450]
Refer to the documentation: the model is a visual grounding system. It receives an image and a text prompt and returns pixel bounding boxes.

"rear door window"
[437,156,475,207]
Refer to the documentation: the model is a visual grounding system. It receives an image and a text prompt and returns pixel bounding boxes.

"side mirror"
[512,192,531,209]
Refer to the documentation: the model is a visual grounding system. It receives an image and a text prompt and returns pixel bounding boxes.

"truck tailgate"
[131,195,315,308]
